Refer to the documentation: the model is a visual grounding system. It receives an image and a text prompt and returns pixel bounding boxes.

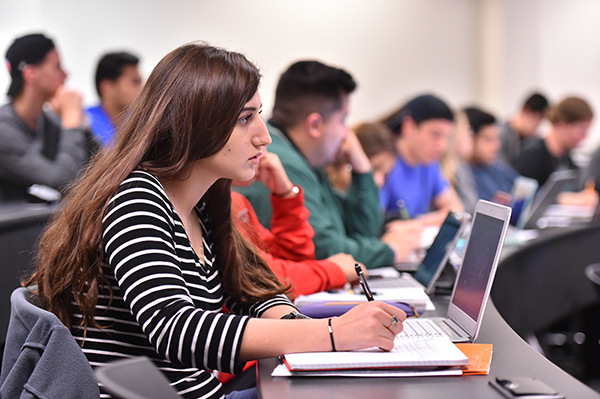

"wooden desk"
[257,299,600,399]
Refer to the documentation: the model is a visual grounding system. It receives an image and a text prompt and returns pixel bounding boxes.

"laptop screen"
[451,213,505,321]
[414,212,463,287]
[509,176,538,226]
[520,169,578,229]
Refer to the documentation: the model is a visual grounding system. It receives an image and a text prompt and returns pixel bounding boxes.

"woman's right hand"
[330,301,406,352]
[240,300,406,361]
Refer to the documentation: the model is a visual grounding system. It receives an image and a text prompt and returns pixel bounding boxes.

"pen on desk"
[409,304,421,318]
[354,263,374,301]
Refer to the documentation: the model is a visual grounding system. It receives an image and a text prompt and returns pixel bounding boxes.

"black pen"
[354,263,374,301]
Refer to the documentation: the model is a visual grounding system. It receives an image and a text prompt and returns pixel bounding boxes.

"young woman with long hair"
[26,43,406,399]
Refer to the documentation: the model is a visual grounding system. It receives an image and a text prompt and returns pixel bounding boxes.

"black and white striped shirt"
[72,170,293,399]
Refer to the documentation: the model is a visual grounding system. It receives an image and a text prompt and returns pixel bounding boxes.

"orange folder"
[455,343,493,375]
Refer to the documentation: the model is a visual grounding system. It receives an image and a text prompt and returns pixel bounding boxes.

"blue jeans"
[225,387,258,399]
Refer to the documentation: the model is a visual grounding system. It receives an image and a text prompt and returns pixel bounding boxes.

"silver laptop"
[509,176,538,227]
[519,169,579,229]
[366,211,470,295]
[400,200,511,343]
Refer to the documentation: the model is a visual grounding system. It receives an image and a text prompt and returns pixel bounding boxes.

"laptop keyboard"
[398,318,448,339]
[360,277,420,290]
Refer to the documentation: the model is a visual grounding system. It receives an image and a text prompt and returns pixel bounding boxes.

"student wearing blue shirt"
[86,52,142,146]
[465,106,519,202]
[381,94,464,226]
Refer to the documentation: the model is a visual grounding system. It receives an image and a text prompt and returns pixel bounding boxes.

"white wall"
[1,0,600,161]
[0,0,477,125]
[504,0,600,163]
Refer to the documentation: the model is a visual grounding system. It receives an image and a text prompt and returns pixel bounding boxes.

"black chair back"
[95,356,181,399]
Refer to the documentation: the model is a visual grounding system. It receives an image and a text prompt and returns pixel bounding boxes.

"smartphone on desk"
[488,377,565,398]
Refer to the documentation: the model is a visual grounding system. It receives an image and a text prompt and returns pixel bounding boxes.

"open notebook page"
[283,337,469,371]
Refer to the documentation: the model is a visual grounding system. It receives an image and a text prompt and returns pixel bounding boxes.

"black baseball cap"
[386,94,454,134]
[5,33,55,98]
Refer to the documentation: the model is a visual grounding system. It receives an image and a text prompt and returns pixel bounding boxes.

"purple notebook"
[298,301,416,319]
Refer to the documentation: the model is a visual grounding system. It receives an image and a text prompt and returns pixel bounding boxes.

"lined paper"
[284,337,469,371]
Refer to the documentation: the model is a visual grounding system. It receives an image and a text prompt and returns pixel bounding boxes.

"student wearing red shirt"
[233,151,363,300]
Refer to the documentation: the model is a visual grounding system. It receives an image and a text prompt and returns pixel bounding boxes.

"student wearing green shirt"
[237,61,422,268]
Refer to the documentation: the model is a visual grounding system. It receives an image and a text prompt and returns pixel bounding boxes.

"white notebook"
[282,336,469,372]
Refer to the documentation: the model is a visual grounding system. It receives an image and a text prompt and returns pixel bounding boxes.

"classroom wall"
[0,0,479,124]
[0,0,599,158]
[503,0,600,161]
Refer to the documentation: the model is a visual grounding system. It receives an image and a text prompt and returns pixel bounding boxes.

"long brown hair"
[28,43,288,329]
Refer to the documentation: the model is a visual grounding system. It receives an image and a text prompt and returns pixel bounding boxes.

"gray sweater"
[0,103,88,202]
[0,287,100,398]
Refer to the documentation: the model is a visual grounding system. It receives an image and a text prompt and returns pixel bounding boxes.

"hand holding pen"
[354,263,374,301]
[354,263,404,329]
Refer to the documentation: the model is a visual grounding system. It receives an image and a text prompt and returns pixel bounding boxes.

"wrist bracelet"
[328,318,337,352]
[273,185,299,198]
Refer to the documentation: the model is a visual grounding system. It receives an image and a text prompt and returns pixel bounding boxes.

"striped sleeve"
[102,172,248,374]
[224,293,297,318]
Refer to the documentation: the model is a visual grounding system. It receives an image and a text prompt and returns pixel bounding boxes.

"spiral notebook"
[282,336,469,372]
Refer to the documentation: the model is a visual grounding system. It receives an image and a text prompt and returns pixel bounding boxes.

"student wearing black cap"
[380,94,464,226]
[0,33,89,202]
